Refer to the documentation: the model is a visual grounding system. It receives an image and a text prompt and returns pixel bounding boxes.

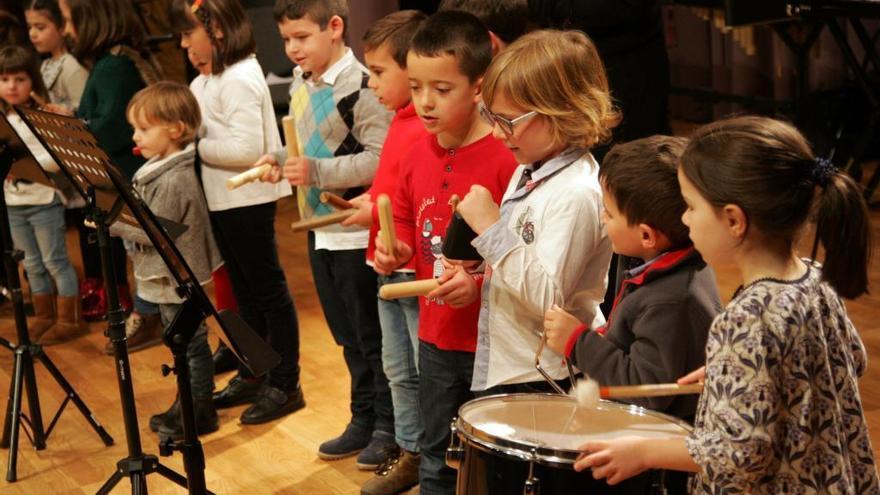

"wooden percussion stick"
[290,209,356,232]
[320,191,354,210]
[600,382,703,399]
[378,279,440,300]
[377,193,396,258]
[227,116,300,190]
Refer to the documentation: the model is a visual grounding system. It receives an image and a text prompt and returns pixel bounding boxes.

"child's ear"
[328,15,345,42]
[472,76,484,103]
[168,121,185,140]
[488,31,504,56]
[637,224,669,251]
[722,204,748,240]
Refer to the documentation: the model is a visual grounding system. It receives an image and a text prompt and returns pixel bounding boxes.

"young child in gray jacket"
[111,81,222,440]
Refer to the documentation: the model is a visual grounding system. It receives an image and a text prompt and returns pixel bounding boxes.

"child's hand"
[373,234,412,275]
[677,366,706,385]
[457,184,500,235]
[341,193,373,228]
[575,436,650,485]
[43,103,73,116]
[427,264,479,308]
[283,156,311,185]
[253,154,281,183]
[544,304,583,355]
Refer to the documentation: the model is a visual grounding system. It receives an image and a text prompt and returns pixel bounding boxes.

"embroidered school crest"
[515,207,535,244]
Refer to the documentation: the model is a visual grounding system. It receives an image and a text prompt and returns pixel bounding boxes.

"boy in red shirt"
[373,11,518,495]
[341,10,427,495]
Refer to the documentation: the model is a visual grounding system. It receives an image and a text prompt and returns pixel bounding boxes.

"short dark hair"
[409,10,492,83]
[363,10,426,68]
[27,0,64,28]
[272,0,348,37]
[170,0,256,75]
[600,136,691,250]
[65,0,147,66]
[0,45,48,113]
[438,0,530,44]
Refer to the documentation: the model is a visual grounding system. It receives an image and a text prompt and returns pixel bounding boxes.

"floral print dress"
[686,260,880,494]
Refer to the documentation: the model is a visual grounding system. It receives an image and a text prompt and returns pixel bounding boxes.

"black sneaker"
[149,397,179,433]
[212,375,263,409]
[157,398,219,440]
[356,431,399,470]
[239,384,306,425]
[318,423,373,460]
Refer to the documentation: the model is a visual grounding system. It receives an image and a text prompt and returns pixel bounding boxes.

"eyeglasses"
[479,103,538,136]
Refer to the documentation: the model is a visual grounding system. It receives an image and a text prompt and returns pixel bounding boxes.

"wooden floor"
[0,185,879,494]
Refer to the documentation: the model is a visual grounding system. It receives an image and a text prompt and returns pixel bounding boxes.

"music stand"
[0,113,114,482]
[15,106,281,494]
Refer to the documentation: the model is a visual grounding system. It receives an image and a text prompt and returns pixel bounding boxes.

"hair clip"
[812,157,836,188]
[190,0,204,14]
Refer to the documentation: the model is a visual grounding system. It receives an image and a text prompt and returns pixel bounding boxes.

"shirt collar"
[294,48,356,87]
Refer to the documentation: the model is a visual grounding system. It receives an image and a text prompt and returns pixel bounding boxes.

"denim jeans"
[308,232,393,435]
[378,272,421,452]
[419,340,474,495]
[210,203,301,391]
[8,199,78,296]
[158,303,214,400]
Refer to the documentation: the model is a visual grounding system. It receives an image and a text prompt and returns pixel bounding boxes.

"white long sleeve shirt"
[190,55,291,211]
[471,148,612,390]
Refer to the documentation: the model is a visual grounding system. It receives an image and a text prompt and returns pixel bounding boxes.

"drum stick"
[600,383,703,399]
[290,209,356,232]
[377,194,396,258]
[226,164,272,190]
[378,278,440,300]
[320,191,354,210]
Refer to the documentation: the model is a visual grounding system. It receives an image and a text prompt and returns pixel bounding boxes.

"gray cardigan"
[111,147,222,304]
[569,248,721,420]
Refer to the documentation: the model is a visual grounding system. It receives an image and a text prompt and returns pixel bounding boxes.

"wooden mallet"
[378,279,440,300]
[377,193,396,258]
[227,115,299,190]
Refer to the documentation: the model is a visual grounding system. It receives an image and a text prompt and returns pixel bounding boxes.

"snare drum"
[446,393,692,495]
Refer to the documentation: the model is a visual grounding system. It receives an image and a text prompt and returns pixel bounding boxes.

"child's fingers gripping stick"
[377,194,396,258]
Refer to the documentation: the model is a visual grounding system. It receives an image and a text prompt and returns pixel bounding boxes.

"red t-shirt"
[366,102,425,269]
[393,133,518,352]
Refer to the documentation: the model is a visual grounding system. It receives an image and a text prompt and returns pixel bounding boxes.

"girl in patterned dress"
[574,116,880,494]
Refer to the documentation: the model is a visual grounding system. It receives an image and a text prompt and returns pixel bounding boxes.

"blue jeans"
[419,340,474,495]
[8,199,78,296]
[158,303,214,400]
[378,272,421,452]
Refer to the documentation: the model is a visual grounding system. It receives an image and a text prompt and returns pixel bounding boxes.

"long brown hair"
[170,0,256,75]
[65,0,147,67]
[680,116,872,299]
[0,45,49,113]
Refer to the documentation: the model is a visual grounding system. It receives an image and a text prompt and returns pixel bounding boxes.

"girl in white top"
[25,0,88,111]
[455,30,618,392]
[1,45,85,343]
[170,0,304,423]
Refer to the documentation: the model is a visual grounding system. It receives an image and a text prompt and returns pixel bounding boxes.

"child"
[255,0,395,470]
[0,45,85,343]
[59,0,162,321]
[25,0,87,111]
[545,136,719,419]
[372,11,519,494]
[454,29,615,395]
[110,81,222,439]
[575,116,880,494]
[341,9,427,495]
[438,0,530,52]
[168,0,303,427]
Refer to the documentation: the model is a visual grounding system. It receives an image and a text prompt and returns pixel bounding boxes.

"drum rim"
[454,393,693,466]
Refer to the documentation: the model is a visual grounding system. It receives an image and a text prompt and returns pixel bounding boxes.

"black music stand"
[15,106,281,495]
[0,113,114,482]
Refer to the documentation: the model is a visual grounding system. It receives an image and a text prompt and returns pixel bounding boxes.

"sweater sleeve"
[309,89,391,190]
[197,74,270,169]
[79,57,142,159]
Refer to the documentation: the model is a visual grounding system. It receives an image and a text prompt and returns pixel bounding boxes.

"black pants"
[307,231,392,434]
[210,202,300,391]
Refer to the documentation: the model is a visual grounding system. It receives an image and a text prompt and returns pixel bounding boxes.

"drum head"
[455,393,691,467]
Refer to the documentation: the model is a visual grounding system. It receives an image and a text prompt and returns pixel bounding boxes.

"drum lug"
[523,452,540,495]
[446,420,464,470]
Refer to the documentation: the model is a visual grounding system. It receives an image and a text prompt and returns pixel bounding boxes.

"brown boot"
[360,450,420,495]
[28,293,56,342]
[41,296,88,345]
[103,312,163,355]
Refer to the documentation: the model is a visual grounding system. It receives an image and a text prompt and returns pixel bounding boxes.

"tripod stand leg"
[132,471,148,495]
[22,351,46,450]
[155,461,192,490]
[0,362,14,449]
[95,468,126,495]
[36,352,114,445]
[5,350,25,481]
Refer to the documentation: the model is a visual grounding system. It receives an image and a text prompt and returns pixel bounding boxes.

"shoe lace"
[374,447,403,476]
